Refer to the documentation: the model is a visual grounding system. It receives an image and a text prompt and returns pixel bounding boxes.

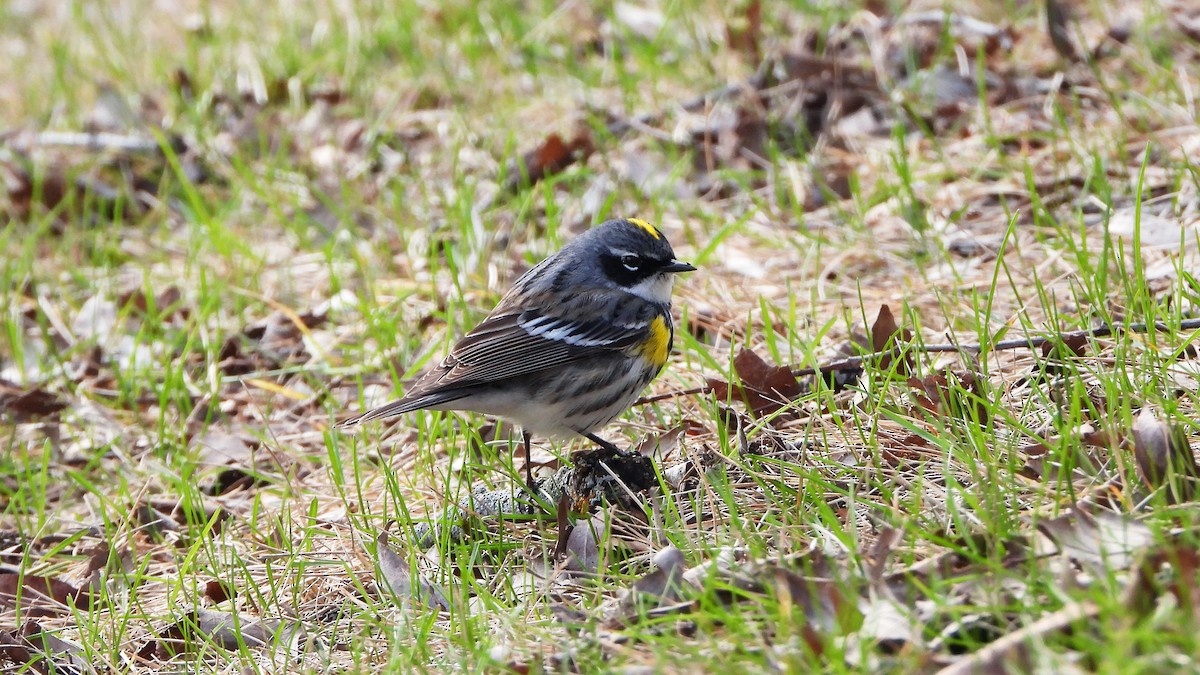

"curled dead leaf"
[0,629,47,675]
[710,348,805,418]
[633,423,686,458]
[205,580,234,604]
[142,607,304,659]
[609,546,693,626]
[1037,509,1154,571]
[1132,407,1198,503]
[20,621,89,673]
[1039,333,1088,359]
[724,0,762,62]
[0,574,91,615]
[1045,0,1079,60]
[906,370,989,425]
[561,512,606,574]
[870,305,914,375]
[501,130,595,193]
[375,532,450,611]
[0,380,69,420]
[1123,543,1200,620]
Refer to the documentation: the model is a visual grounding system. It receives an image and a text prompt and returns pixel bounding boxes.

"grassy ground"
[3,0,1200,672]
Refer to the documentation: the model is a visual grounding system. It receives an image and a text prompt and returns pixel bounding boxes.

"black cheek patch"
[600,255,641,286]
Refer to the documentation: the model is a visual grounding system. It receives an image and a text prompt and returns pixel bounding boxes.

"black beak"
[661,260,697,274]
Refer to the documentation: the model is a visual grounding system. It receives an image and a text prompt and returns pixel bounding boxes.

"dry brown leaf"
[143,607,303,659]
[191,427,255,466]
[375,532,450,611]
[1046,0,1080,61]
[1037,509,1154,571]
[685,549,851,653]
[709,348,804,417]
[0,630,47,675]
[19,621,88,673]
[772,566,849,632]
[633,423,686,458]
[685,104,770,189]
[0,379,69,420]
[204,580,234,604]
[134,503,181,540]
[149,497,227,531]
[611,546,693,624]
[1039,332,1089,359]
[1076,422,1118,449]
[1026,332,1091,383]
[561,512,605,574]
[1132,407,1198,503]
[552,494,573,563]
[0,574,91,615]
[118,284,187,323]
[1174,5,1200,42]
[1,156,136,226]
[907,370,989,425]
[870,305,914,375]
[220,307,327,375]
[1123,542,1200,619]
[501,130,595,193]
[724,0,761,63]
[864,527,903,583]
[770,566,852,655]
[631,546,688,601]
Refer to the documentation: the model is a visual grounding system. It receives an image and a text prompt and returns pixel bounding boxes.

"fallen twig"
[935,600,1100,675]
[31,131,162,154]
[635,318,1200,406]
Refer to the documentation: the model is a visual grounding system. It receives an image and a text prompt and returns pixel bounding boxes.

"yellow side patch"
[637,316,671,368]
[627,218,662,240]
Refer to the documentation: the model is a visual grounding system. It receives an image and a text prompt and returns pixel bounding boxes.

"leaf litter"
[4,0,1200,671]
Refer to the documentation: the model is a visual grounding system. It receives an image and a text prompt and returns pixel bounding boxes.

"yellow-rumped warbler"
[337,218,695,486]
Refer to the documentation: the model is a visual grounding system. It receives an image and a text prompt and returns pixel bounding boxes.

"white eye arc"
[621,255,640,272]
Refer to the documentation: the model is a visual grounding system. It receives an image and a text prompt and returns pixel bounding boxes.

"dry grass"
[3,0,1200,672]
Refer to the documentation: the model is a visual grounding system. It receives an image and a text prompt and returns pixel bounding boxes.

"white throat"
[626,273,674,304]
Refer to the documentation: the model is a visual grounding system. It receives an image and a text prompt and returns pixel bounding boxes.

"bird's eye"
[621,255,640,272]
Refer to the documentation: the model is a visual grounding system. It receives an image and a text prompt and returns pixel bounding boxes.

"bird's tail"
[334,391,469,429]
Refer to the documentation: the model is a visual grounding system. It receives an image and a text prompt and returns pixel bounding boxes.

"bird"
[336,217,696,487]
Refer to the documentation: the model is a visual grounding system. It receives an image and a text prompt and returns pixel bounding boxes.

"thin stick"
[635,318,1200,406]
[33,131,162,154]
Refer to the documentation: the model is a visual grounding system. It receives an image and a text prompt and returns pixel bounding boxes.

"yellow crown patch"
[626,218,661,240]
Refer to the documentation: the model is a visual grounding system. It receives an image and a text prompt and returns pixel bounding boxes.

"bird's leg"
[583,432,631,456]
[522,428,535,490]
